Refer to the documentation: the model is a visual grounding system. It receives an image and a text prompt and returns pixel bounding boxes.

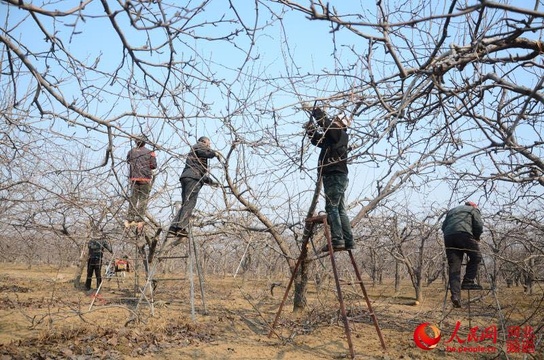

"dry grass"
[0,263,542,359]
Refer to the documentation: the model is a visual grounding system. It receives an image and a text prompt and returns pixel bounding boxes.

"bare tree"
[2,1,544,318]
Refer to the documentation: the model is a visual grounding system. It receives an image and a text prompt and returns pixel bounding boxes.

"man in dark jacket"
[306,107,354,252]
[126,134,157,228]
[442,201,484,308]
[85,235,113,291]
[169,136,220,237]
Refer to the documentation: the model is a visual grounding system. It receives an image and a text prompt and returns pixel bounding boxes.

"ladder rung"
[463,288,492,291]
[153,277,185,281]
[344,281,364,285]
[305,214,327,223]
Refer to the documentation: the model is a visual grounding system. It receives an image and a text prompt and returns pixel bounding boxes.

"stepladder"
[268,214,386,359]
[134,221,207,319]
[441,257,504,330]
[87,219,207,318]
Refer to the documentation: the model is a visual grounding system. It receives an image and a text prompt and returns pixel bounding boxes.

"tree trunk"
[73,247,87,289]
[293,256,309,313]
[292,177,322,312]
[370,249,377,286]
[414,269,423,302]
[394,260,400,293]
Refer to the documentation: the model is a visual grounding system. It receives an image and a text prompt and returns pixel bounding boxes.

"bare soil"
[0,263,541,359]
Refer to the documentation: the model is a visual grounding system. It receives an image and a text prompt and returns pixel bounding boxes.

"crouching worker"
[85,235,113,291]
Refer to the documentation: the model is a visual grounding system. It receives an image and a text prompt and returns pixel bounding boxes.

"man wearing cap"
[126,134,157,228]
[442,201,484,308]
[169,136,220,237]
[306,107,355,252]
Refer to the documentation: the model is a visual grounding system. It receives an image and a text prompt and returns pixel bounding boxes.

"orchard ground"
[0,262,541,359]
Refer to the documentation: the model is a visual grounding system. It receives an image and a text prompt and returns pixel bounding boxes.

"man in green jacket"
[442,201,484,308]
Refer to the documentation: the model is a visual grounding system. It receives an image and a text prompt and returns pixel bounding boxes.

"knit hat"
[334,113,352,128]
[134,134,148,146]
[465,201,478,208]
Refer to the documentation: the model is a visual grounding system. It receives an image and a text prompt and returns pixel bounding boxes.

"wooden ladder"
[268,214,386,358]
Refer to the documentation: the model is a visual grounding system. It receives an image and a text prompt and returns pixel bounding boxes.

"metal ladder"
[441,257,506,335]
[268,214,386,359]
[134,222,207,319]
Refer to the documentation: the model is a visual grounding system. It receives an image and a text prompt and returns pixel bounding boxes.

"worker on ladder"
[126,133,158,231]
[304,106,355,252]
[442,201,484,308]
[168,136,221,238]
[270,106,387,356]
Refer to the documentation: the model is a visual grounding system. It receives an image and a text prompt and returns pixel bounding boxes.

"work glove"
[304,121,317,136]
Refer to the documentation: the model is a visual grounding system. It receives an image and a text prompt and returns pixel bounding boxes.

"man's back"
[127,146,157,182]
[180,142,216,180]
[442,204,483,238]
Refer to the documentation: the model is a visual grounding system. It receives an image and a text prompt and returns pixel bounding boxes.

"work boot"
[125,219,138,226]
[170,238,183,247]
[321,242,344,253]
[168,227,188,237]
[344,242,355,251]
[461,280,483,290]
[451,295,461,308]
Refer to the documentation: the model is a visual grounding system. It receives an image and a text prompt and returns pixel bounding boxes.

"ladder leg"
[190,223,207,314]
[467,289,472,328]
[187,227,196,321]
[270,214,387,358]
[135,229,168,314]
[323,219,355,359]
[134,243,139,296]
[268,237,310,338]
[348,250,387,350]
[145,243,155,316]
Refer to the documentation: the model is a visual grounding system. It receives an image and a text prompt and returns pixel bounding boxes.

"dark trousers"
[171,178,203,230]
[323,173,353,246]
[445,233,482,298]
[85,257,103,290]
[127,182,152,222]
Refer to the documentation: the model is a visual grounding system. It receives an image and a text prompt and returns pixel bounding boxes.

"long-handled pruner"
[299,100,318,171]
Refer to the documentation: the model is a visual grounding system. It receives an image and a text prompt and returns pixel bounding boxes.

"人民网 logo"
[414,322,441,350]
